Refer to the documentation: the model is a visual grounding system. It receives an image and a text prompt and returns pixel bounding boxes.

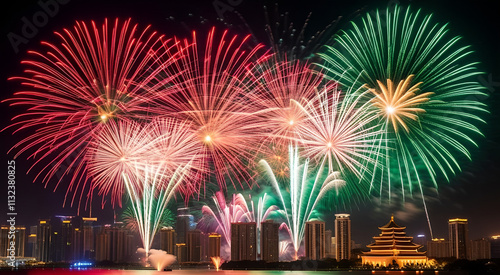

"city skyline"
[0,0,499,268]
[2,212,498,261]
[1,213,497,267]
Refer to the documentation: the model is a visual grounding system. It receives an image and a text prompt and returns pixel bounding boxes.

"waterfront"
[0,270,469,275]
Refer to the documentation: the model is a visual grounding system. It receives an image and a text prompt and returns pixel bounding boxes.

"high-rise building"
[469,238,491,260]
[200,232,209,261]
[427,238,451,258]
[95,229,109,262]
[491,235,500,259]
[46,215,76,262]
[176,207,192,244]
[82,217,97,260]
[94,223,133,263]
[0,225,25,257]
[260,220,279,262]
[27,226,37,258]
[330,237,336,259]
[176,243,187,263]
[305,220,325,260]
[72,228,83,261]
[125,232,136,260]
[187,230,201,262]
[37,219,51,262]
[107,223,126,263]
[231,222,257,261]
[160,227,176,255]
[325,230,332,258]
[449,218,469,259]
[50,229,61,262]
[208,233,221,259]
[60,217,74,262]
[335,214,351,261]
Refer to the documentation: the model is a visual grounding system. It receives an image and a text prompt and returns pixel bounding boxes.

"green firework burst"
[317,5,488,200]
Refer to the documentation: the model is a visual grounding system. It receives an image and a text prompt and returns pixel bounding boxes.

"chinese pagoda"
[361,215,427,267]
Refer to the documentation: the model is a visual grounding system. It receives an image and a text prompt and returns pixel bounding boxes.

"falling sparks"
[260,145,345,260]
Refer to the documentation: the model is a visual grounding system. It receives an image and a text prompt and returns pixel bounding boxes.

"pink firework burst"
[88,118,202,206]
[3,18,183,207]
[156,28,269,190]
[197,191,252,248]
[247,58,324,145]
[294,83,381,177]
[245,58,324,177]
[197,191,277,260]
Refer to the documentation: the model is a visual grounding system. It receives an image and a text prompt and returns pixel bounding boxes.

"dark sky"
[0,0,499,246]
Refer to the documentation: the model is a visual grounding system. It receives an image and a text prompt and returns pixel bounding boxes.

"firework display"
[260,145,345,260]
[123,164,189,256]
[3,18,183,207]
[87,118,199,257]
[155,28,269,191]
[294,82,380,177]
[197,191,277,259]
[247,58,324,144]
[3,2,488,266]
[317,6,487,200]
[88,118,201,206]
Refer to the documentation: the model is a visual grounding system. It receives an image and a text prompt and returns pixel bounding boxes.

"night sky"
[0,0,499,246]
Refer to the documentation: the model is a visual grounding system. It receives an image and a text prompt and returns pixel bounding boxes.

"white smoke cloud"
[135,248,176,271]
[148,249,176,271]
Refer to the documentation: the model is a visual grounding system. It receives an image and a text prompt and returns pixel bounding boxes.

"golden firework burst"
[369,75,433,132]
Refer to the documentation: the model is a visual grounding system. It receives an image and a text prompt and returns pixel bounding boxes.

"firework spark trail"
[199,192,252,248]
[317,6,488,237]
[293,82,381,180]
[246,58,324,145]
[279,240,293,261]
[122,203,175,234]
[123,163,190,256]
[88,118,201,258]
[260,145,345,260]
[198,191,278,259]
[88,120,150,206]
[318,6,487,193]
[3,18,184,208]
[211,256,223,271]
[156,27,269,191]
[248,193,279,231]
[88,118,201,206]
[146,118,205,198]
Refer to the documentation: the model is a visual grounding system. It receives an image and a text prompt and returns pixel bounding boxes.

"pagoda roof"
[370,240,415,245]
[379,215,406,230]
[367,243,422,249]
[365,215,425,256]
[373,235,413,240]
[362,250,426,256]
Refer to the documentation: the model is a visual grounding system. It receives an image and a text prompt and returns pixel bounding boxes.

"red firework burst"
[155,27,269,191]
[247,58,324,144]
[3,18,182,207]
